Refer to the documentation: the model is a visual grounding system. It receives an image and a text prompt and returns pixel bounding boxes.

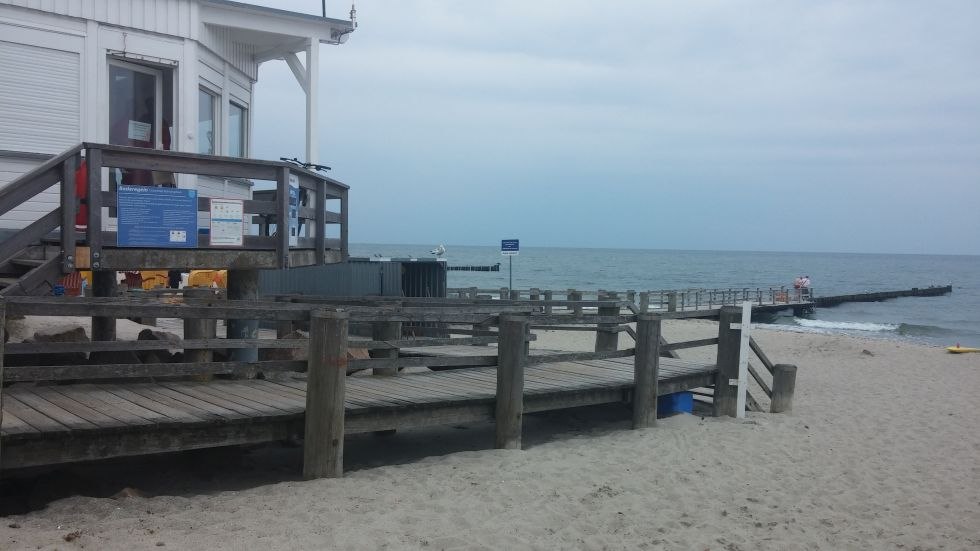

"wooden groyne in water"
[811,285,952,308]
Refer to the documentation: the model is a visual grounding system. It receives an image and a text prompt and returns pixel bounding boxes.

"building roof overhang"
[200,0,355,61]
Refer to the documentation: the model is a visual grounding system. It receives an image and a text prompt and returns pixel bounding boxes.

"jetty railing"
[447,286,813,313]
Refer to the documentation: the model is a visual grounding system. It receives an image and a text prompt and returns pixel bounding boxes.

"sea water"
[350,244,980,348]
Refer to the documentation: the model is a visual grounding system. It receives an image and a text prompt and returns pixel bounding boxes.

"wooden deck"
[0,357,714,470]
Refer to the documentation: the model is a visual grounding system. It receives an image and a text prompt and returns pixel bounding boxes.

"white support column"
[305,38,320,163]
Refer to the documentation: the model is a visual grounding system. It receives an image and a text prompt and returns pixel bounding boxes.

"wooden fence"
[0,295,796,477]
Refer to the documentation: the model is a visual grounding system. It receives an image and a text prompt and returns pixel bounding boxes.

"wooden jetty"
[449,285,953,317]
[0,295,795,477]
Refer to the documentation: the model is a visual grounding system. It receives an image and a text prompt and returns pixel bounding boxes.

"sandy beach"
[2,321,979,550]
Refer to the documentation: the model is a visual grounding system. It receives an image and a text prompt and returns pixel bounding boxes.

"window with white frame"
[228,102,247,157]
[198,88,217,155]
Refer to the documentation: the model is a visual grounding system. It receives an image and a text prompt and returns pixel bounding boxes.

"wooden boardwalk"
[0,356,714,470]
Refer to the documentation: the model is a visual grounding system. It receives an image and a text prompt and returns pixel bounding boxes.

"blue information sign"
[117,186,198,248]
[501,239,519,256]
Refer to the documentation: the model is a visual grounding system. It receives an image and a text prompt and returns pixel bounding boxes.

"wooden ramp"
[0,358,714,470]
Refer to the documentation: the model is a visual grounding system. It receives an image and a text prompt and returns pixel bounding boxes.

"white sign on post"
[735,301,753,418]
[209,198,245,247]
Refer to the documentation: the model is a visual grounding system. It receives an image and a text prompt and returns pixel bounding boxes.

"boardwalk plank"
[2,394,70,434]
[8,389,99,431]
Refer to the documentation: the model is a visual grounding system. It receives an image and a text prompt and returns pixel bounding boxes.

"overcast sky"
[248,1,980,255]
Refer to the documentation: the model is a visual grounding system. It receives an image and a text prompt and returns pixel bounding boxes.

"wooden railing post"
[91,270,117,341]
[543,290,553,315]
[86,147,103,271]
[713,306,741,417]
[371,317,402,376]
[304,309,348,479]
[276,167,291,269]
[495,314,528,449]
[499,287,508,300]
[0,300,6,470]
[595,291,619,353]
[227,269,259,365]
[184,288,216,365]
[529,288,540,312]
[632,312,661,429]
[314,178,326,265]
[60,154,77,274]
[276,296,295,338]
[639,291,650,313]
[568,289,583,317]
[667,292,678,312]
[626,290,636,304]
[509,289,520,301]
[770,364,798,413]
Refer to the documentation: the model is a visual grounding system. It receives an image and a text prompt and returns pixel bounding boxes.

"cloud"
[247,0,980,253]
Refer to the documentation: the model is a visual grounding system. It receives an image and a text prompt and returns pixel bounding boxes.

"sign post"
[501,239,519,291]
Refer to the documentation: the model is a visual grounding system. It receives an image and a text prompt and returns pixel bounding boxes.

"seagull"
[429,244,446,256]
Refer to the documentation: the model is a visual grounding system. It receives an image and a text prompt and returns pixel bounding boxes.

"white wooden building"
[0,0,353,233]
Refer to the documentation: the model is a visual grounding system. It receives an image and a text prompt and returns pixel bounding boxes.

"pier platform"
[0,356,714,470]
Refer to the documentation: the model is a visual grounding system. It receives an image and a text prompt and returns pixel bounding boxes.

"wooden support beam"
[495,314,528,450]
[632,313,661,429]
[667,292,678,312]
[303,309,348,479]
[770,364,798,413]
[713,306,741,417]
[543,290,553,315]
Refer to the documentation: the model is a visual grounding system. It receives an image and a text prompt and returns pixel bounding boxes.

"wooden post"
[276,166,291,269]
[639,291,650,313]
[595,291,619,353]
[543,290,553,315]
[469,286,478,299]
[184,288,216,364]
[770,364,798,413]
[495,314,528,449]
[304,309,348,479]
[713,306,741,417]
[529,288,540,312]
[0,300,6,470]
[509,289,520,301]
[60,154,77,274]
[86,147,103,269]
[632,312,661,429]
[568,289,583,317]
[276,296,295,338]
[91,270,116,341]
[227,269,259,364]
[626,289,636,304]
[371,319,401,376]
[667,292,678,312]
[499,287,508,300]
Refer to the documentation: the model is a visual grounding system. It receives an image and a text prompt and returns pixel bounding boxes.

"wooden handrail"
[0,144,84,218]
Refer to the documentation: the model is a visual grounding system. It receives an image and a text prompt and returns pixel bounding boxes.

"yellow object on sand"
[140,270,169,290]
[188,269,227,288]
[946,345,980,354]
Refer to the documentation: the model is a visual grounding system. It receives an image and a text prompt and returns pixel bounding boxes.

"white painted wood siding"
[0,0,195,38]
